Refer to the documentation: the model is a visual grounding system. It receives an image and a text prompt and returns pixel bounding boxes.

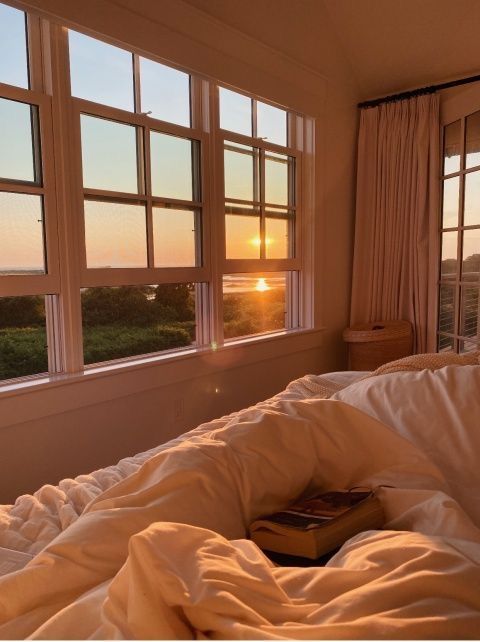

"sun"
[255,277,270,292]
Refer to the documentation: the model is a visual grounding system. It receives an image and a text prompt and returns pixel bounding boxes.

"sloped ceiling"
[182,0,480,100]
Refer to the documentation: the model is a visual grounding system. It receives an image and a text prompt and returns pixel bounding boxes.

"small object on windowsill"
[249,488,384,561]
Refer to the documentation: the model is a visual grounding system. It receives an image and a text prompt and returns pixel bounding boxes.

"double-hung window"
[0,1,312,385]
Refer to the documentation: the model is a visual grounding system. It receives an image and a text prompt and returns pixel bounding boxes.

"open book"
[249,489,384,560]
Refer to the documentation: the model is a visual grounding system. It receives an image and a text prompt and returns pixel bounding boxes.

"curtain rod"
[358,72,480,109]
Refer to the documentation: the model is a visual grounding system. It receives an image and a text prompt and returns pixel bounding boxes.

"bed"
[0,354,479,639]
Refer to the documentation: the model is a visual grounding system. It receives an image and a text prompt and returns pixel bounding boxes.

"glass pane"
[459,339,478,353]
[464,171,480,226]
[0,4,28,89]
[443,120,461,174]
[0,193,44,274]
[438,284,456,335]
[140,57,190,127]
[265,152,290,205]
[257,101,287,146]
[0,98,36,183]
[462,229,480,282]
[81,284,195,365]
[460,286,479,339]
[224,143,257,201]
[150,132,193,200]
[153,207,196,267]
[0,295,47,380]
[81,115,139,193]
[223,272,287,339]
[84,200,147,268]
[69,30,134,111]
[219,88,252,136]
[442,177,459,228]
[266,214,290,259]
[225,205,260,259]
[437,334,454,353]
[441,231,457,279]
[466,110,480,169]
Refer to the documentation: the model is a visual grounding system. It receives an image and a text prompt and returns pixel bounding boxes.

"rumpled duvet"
[1,365,480,639]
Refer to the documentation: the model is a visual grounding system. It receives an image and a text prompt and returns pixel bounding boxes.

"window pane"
[442,177,459,228]
[459,339,479,353]
[466,110,480,169]
[0,98,36,183]
[223,272,287,339]
[0,4,28,89]
[81,284,195,365]
[437,334,454,353]
[265,213,290,259]
[219,88,252,136]
[153,207,196,267]
[69,30,134,111]
[265,152,290,205]
[464,171,480,226]
[460,286,479,339]
[0,295,47,381]
[443,120,461,175]
[438,285,456,335]
[257,101,287,146]
[441,231,457,279]
[462,230,480,282]
[84,200,147,268]
[224,143,257,201]
[150,132,194,200]
[81,115,139,193]
[225,205,260,260]
[140,57,190,126]
[0,192,45,274]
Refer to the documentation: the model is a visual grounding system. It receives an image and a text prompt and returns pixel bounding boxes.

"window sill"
[0,327,325,429]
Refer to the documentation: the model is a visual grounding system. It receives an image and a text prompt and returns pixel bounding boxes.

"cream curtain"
[350,94,440,353]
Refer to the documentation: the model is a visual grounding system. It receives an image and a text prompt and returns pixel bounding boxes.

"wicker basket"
[343,320,413,371]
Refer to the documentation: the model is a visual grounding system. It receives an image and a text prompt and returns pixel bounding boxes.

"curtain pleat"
[350,94,440,353]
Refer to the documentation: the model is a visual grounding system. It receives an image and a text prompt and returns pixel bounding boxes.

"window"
[0,3,312,384]
[439,115,480,352]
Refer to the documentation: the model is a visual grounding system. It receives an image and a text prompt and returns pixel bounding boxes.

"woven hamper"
[343,320,413,371]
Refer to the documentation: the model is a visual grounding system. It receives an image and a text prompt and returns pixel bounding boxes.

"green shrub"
[0,327,48,380]
[0,296,45,328]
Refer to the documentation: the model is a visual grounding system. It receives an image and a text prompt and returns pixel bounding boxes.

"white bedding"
[1,366,479,639]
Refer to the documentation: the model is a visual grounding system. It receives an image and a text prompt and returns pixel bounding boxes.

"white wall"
[0,0,361,502]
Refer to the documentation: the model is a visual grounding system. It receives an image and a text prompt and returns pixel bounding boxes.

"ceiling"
[182,0,480,100]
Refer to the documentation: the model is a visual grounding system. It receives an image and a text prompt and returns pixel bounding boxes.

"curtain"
[350,94,440,353]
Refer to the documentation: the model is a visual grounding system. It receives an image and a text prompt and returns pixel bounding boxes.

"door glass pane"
[466,110,480,169]
[140,57,190,127]
[69,30,134,111]
[265,214,290,259]
[459,339,479,353]
[0,192,44,274]
[257,101,287,146]
[0,4,29,89]
[462,229,480,282]
[0,295,48,381]
[0,98,36,183]
[225,204,260,259]
[460,286,479,339]
[84,200,147,268]
[153,207,196,267]
[81,284,196,365]
[443,120,461,175]
[150,132,193,201]
[265,152,290,205]
[438,285,455,334]
[219,88,252,136]
[223,272,287,339]
[81,115,139,193]
[438,334,454,352]
[224,143,257,201]
[441,231,457,279]
[442,177,459,228]
[464,171,480,226]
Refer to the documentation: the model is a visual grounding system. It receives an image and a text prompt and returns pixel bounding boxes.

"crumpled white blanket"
[0,366,479,639]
